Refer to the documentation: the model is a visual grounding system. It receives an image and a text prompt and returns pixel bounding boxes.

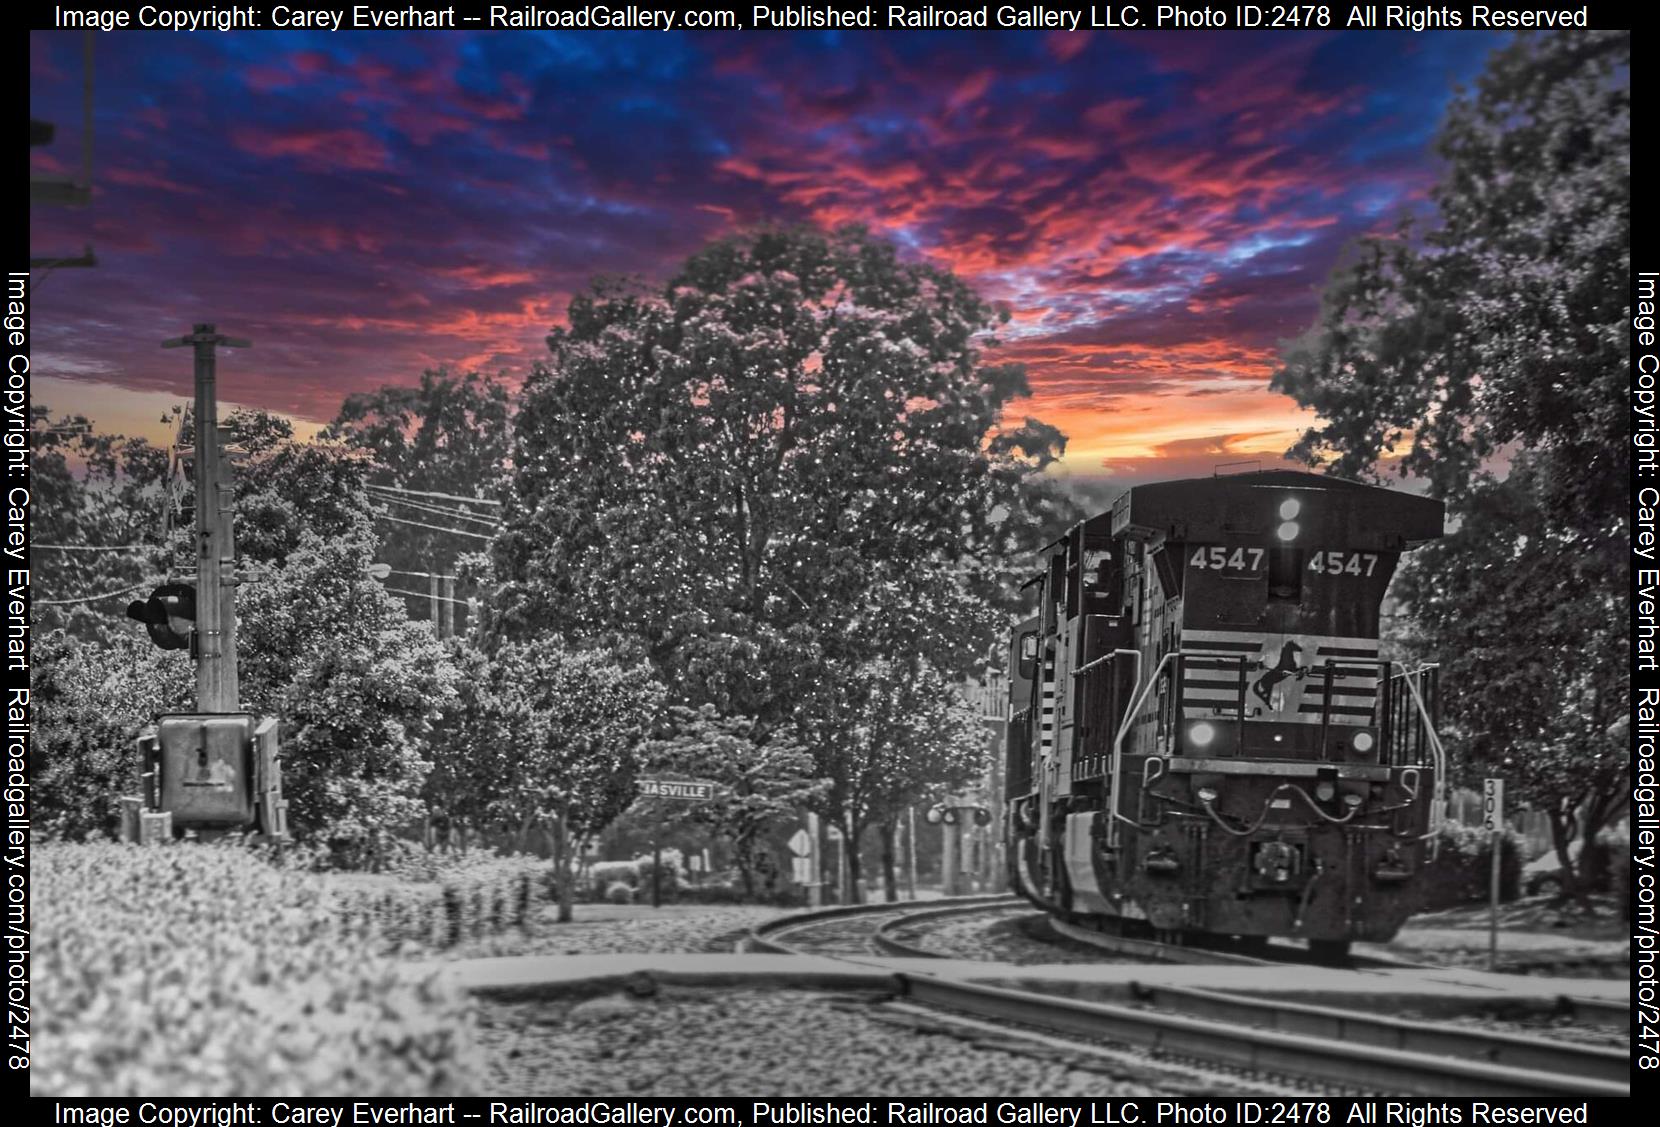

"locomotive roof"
[1075,469,1443,549]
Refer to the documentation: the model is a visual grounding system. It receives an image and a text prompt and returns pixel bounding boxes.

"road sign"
[791,856,814,884]
[1482,778,1504,832]
[637,778,714,800]
[788,829,812,857]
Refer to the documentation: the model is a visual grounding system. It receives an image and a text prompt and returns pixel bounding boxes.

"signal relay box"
[158,714,256,826]
[139,713,285,835]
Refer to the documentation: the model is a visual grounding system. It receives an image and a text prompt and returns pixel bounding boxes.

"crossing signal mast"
[121,325,287,843]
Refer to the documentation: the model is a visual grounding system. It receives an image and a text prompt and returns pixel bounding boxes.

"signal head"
[127,583,196,650]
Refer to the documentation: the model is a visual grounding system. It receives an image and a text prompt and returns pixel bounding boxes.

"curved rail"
[898,973,1628,1098]
[1046,915,1273,966]
[1116,979,1631,1088]
[746,892,1629,1097]
[746,894,1018,956]
[872,898,1030,959]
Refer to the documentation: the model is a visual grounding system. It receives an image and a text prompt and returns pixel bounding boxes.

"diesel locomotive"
[1003,469,1447,958]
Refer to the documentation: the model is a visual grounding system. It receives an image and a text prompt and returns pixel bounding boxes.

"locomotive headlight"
[1351,730,1376,754]
[1276,521,1301,542]
[1314,767,1338,803]
[1279,498,1302,520]
[1343,793,1363,808]
[1196,786,1219,804]
[1189,721,1217,748]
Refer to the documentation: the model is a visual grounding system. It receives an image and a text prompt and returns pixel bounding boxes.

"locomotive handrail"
[1105,649,1180,849]
[1394,665,1448,844]
[1069,648,1142,782]
[1070,647,1141,680]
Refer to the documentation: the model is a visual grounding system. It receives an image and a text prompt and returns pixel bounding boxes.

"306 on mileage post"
[1156,1105,1332,1124]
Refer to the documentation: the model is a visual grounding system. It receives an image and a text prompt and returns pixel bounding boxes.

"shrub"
[605,880,635,905]
[32,631,192,839]
[1418,821,1523,911]
[34,840,482,1096]
[329,850,547,949]
[635,850,686,899]
[589,859,640,892]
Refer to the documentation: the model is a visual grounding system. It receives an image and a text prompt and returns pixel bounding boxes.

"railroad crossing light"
[972,806,992,827]
[126,583,196,650]
[924,805,944,826]
[942,807,960,826]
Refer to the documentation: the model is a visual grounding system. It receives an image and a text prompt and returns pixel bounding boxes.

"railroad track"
[747,894,1019,957]
[748,898,1631,1097]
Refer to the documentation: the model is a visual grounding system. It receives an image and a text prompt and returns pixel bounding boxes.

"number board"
[1188,544,1265,578]
[1306,550,1382,578]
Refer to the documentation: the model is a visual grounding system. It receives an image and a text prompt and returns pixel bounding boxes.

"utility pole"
[429,570,442,633]
[941,810,960,895]
[805,811,822,907]
[163,324,248,713]
[440,574,455,638]
[906,806,918,900]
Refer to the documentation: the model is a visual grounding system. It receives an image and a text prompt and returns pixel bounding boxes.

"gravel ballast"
[478,987,1192,1097]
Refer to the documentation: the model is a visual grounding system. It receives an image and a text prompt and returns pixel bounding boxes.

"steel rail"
[746,894,1018,955]
[1045,915,1274,966]
[1118,979,1631,1087]
[747,892,1627,1095]
[895,973,1629,1098]
[870,898,1028,959]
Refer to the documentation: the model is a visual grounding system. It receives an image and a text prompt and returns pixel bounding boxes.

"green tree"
[326,369,512,632]
[1271,32,1630,898]
[494,227,1063,714]
[30,407,169,641]
[32,630,193,838]
[796,653,986,901]
[235,534,460,854]
[435,638,664,920]
[221,409,380,567]
[646,704,825,897]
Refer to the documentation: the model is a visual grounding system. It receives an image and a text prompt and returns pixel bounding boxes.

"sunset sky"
[29,28,1506,486]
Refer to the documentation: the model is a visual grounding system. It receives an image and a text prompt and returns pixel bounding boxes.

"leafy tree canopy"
[1269,32,1630,890]
[1273,31,1629,522]
[494,226,1066,726]
[325,369,512,622]
[236,533,460,847]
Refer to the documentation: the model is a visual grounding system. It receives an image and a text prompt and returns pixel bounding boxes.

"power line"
[36,543,152,553]
[368,490,501,528]
[384,585,477,608]
[367,483,502,507]
[373,512,495,542]
[37,580,151,607]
